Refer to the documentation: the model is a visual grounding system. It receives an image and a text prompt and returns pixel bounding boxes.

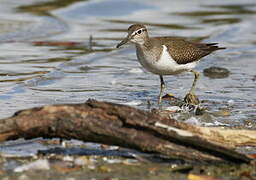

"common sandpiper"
[116,24,225,105]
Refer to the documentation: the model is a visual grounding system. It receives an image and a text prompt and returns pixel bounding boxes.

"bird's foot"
[162,93,176,99]
[184,92,200,105]
[159,93,177,103]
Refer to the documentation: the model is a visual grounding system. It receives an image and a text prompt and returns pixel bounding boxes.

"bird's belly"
[137,47,197,75]
[137,55,162,74]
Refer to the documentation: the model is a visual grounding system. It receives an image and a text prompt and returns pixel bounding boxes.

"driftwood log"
[0,99,254,163]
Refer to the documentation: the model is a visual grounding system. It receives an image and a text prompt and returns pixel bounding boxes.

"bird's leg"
[158,75,166,104]
[184,70,200,105]
[189,70,200,94]
[158,75,165,104]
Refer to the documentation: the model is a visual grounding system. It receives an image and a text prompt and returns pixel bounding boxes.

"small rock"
[110,80,117,85]
[74,156,91,166]
[122,100,142,106]
[14,159,50,172]
[227,99,235,106]
[185,117,201,125]
[215,110,231,116]
[163,106,181,113]
[98,165,112,173]
[203,66,230,79]
[18,174,30,180]
[3,160,20,171]
[122,159,139,165]
[103,157,122,164]
[63,156,74,162]
[79,66,93,72]
[65,177,76,180]
[53,164,81,173]
[65,178,76,180]
[252,75,256,81]
[88,164,96,170]
[0,169,5,175]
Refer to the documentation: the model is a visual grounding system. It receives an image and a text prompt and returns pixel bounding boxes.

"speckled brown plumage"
[144,37,225,64]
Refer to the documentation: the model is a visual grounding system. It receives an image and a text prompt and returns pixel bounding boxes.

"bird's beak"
[116,36,129,48]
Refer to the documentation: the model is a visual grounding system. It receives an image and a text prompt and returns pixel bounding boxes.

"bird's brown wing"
[156,37,225,64]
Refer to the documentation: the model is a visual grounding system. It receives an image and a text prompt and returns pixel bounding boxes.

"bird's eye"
[137,30,142,34]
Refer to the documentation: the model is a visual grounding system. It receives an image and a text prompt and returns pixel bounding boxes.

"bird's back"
[150,37,225,64]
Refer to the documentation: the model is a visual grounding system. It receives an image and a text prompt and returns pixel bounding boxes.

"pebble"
[103,157,122,164]
[122,100,142,106]
[227,99,235,106]
[14,159,50,172]
[163,106,181,112]
[65,178,76,180]
[63,155,74,162]
[74,156,91,166]
[18,174,30,180]
[185,117,201,125]
[110,80,117,85]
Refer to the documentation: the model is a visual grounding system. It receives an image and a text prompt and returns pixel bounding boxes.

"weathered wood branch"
[196,127,256,147]
[0,99,253,163]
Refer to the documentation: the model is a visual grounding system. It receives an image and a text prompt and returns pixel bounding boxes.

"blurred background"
[0,0,255,127]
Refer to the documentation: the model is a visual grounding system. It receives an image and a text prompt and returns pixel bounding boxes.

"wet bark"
[0,99,253,163]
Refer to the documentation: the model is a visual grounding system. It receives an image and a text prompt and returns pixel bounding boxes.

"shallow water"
[0,0,255,128]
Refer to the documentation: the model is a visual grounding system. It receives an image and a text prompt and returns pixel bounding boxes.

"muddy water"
[0,0,255,128]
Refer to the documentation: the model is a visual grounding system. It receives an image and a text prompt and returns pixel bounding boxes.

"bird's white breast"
[137,45,197,75]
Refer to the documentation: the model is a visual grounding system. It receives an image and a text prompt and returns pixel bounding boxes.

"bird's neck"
[136,37,152,50]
